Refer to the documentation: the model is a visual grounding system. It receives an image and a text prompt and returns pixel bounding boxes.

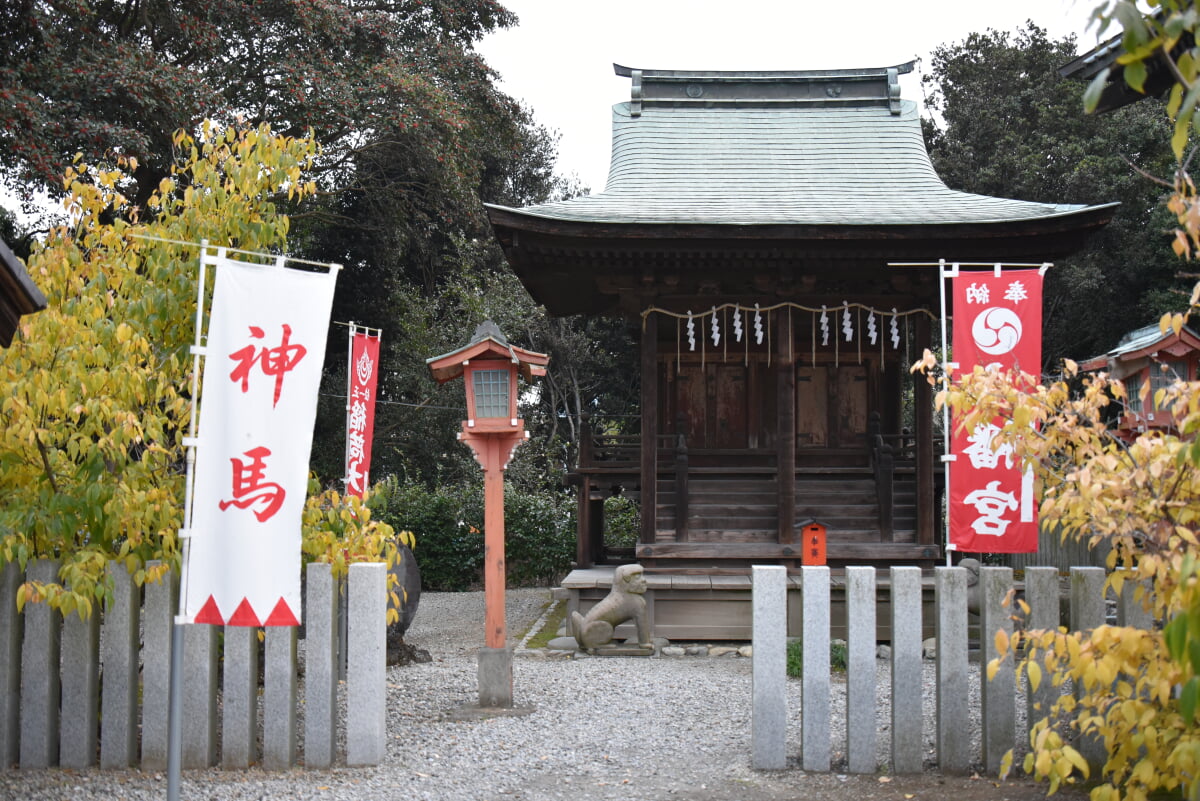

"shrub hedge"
[373,478,575,591]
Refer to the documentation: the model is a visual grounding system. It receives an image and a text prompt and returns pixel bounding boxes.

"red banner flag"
[345,328,380,497]
[948,268,1043,554]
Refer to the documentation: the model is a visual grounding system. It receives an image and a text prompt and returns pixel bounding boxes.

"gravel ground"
[0,589,1086,801]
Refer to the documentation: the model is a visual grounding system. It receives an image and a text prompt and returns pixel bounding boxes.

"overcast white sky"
[478,0,1107,193]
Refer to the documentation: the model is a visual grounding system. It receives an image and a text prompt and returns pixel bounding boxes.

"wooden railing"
[868,413,923,542]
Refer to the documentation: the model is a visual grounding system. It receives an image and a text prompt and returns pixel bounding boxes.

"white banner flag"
[182,253,337,626]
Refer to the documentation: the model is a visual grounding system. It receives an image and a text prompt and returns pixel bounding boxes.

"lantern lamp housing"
[426,321,549,432]
[464,359,518,430]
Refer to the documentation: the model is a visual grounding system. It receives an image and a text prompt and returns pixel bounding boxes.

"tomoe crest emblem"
[355,349,375,385]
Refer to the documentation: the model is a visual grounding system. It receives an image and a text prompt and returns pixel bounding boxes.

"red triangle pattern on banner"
[193,595,224,625]
[227,598,262,627]
[264,598,300,627]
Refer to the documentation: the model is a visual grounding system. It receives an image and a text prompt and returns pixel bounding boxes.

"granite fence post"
[0,560,24,769]
[304,563,338,769]
[751,565,787,770]
[980,566,1015,775]
[846,566,876,774]
[800,566,830,772]
[221,625,259,769]
[141,565,177,771]
[1023,566,1059,736]
[181,624,218,769]
[936,566,970,774]
[1071,566,1108,771]
[1070,567,1107,631]
[264,626,298,770]
[1116,572,1152,630]
[889,566,923,774]
[346,563,386,766]
[58,606,99,768]
[100,562,140,769]
[19,558,61,769]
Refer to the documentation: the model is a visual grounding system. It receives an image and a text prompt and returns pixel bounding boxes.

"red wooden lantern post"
[427,321,548,707]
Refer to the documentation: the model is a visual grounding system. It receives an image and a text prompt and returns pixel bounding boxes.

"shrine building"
[485,64,1116,639]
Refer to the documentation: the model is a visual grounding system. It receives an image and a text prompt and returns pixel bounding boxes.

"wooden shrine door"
[796,365,870,454]
[662,359,769,451]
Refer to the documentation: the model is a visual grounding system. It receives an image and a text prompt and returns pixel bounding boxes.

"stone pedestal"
[478,647,513,708]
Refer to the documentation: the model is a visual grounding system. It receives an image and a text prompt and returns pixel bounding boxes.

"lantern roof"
[426,320,549,384]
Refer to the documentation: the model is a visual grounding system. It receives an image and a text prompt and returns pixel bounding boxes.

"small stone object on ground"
[386,641,431,666]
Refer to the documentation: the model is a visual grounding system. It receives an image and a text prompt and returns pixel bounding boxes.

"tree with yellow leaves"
[0,121,398,620]
[926,339,1200,801]
[919,4,1200,798]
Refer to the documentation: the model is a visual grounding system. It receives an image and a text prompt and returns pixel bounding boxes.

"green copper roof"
[487,66,1114,228]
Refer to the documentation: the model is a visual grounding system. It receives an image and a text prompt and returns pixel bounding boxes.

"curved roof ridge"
[491,99,1111,228]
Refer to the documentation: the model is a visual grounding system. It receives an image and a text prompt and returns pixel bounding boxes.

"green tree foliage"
[0,122,322,615]
[371,476,574,591]
[923,23,1184,368]
[309,254,638,495]
[0,0,563,319]
[1,1,624,489]
[0,0,514,208]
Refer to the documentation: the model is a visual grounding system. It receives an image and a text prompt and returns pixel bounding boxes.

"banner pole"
[168,240,212,800]
[939,259,955,567]
[343,321,356,491]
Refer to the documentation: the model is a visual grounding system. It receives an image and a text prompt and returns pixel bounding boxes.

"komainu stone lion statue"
[570,563,651,650]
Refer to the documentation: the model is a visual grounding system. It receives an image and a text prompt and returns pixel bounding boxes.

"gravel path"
[0,589,1086,801]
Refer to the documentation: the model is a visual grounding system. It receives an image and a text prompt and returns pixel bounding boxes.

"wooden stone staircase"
[654,468,919,545]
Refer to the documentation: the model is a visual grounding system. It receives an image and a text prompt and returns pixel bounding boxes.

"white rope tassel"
[820,305,829,346]
[890,308,900,350]
[733,307,743,343]
[686,311,696,351]
[754,304,764,345]
[867,308,878,345]
[842,300,853,342]
[710,306,720,346]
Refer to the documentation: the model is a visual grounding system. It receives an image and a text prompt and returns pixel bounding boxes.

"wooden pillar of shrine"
[575,416,595,569]
[640,313,658,546]
[915,314,935,546]
[777,310,796,545]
